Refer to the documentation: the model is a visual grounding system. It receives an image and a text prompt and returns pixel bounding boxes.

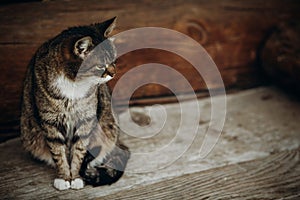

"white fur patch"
[54,178,70,190]
[52,75,96,100]
[70,178,84,190]
[52,75,112,100]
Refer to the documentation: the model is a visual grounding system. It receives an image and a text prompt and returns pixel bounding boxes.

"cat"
[20,17,130,190]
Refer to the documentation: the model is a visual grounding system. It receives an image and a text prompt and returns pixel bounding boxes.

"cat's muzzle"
[96,64,116,78]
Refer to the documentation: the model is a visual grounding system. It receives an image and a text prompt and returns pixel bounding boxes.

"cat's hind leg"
[21,126,55,167]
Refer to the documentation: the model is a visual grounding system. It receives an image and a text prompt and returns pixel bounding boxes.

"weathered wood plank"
[0,140,299,199]
[0,0,299,141]
[101,149,300,200]
[0,87,299,199]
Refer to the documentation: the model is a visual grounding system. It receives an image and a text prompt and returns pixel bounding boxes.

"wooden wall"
[0,0,299,141]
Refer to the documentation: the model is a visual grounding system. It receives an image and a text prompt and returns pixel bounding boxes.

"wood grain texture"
[101,149,300,200]
[0,0,299,140]
[0,87,299,199]
[0,138,299,199]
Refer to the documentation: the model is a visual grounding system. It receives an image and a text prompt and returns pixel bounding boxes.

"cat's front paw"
[70,178,84,190]
[54,178,70,190]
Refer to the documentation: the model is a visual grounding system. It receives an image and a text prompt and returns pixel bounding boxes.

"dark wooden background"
[0,0,299,142]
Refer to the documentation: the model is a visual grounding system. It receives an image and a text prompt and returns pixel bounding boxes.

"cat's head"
[48,17,117,83]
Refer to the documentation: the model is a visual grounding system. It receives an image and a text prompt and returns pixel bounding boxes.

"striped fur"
[20,17,130,190]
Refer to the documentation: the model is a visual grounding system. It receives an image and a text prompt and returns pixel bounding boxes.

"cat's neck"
[52,75,98,100]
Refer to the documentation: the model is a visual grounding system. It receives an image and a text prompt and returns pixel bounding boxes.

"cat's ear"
[74,36,93,59]
[96,16,117,37]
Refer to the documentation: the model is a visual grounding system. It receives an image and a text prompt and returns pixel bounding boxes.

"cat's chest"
[58,98,97,136]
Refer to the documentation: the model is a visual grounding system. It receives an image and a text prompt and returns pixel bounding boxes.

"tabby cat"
[20,17,130,190]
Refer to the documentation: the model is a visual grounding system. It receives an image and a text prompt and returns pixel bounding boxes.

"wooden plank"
[0,87,299,199]
[0,138,299,199]
[0,0,299,137]
[101,149,300,200]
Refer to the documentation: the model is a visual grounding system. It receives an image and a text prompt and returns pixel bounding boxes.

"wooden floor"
[103,149,300,200]
[0,87,300,199]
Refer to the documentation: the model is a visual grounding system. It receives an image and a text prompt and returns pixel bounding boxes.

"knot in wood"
[186,20,208,45]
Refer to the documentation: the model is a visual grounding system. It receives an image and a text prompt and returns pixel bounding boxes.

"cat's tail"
[79,143,130,186]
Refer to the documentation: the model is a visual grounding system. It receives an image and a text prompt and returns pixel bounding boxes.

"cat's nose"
[106,64,116,76]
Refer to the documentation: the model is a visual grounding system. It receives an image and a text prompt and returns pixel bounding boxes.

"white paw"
[70,178,84,190]
[54,178,70,190]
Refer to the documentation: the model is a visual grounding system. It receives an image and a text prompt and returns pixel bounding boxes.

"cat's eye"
[95,65,105,72]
